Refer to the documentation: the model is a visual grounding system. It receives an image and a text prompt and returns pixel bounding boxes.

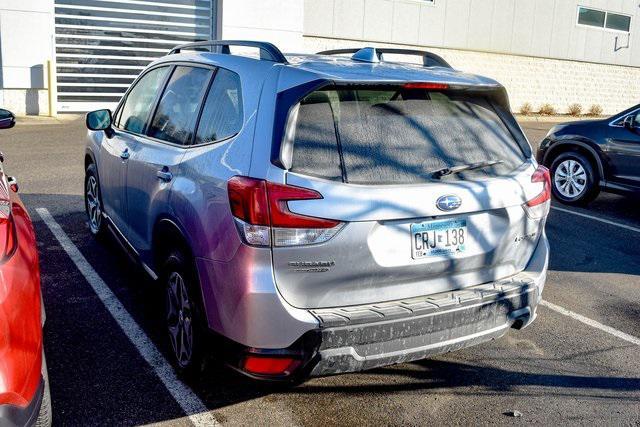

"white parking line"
[35,208,219,427]
[540,300,640,346]
[551,206,640,234]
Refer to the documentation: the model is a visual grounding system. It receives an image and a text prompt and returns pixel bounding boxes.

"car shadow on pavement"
[23,193,640,425]
[294,358,640,395]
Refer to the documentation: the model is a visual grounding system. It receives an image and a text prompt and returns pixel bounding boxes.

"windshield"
[289,86,528,184]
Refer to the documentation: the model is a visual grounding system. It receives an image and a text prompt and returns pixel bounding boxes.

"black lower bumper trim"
[0,377,44,427]
[309,277,540,376]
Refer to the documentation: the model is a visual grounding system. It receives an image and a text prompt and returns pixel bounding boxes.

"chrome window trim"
[608,107,640,128]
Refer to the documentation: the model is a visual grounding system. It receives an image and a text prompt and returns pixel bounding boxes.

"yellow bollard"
[46,60,57,117]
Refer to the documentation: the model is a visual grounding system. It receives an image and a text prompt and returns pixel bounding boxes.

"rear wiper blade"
[430,160,503,179]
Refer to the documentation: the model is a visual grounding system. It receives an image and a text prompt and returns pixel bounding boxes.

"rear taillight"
[523,165,551,219]
[227,176,343,247]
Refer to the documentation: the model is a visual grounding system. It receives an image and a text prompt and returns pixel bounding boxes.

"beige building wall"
[303,0,640,115]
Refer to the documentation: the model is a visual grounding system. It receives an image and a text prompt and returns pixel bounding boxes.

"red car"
[0,109,50,426]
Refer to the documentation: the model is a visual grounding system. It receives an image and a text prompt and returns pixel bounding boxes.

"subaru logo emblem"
[436,195,462,212]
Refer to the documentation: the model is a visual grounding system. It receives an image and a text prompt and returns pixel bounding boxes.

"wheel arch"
[85,148,97,170]
[151,216,195,273]
[543,140,605,181]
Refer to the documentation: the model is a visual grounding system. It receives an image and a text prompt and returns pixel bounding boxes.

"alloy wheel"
[553,159,587,199]
[86,175,102,233]
[166,271,194,368]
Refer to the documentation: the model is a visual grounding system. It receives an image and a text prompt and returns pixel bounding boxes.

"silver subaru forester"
[84,41,549,380]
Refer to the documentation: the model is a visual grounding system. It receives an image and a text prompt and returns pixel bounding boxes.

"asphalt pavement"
[1,116,639,426]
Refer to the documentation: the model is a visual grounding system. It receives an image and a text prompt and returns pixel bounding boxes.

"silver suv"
[84,41,550,380]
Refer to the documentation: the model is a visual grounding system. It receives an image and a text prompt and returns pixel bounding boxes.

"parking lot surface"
[2,117,639,426]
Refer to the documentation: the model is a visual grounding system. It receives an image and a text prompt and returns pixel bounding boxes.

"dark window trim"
[112,63,172,133]
[144,64,214,146]
[609,106,640,127]
[188,68,245,148]
[113,60,227,149]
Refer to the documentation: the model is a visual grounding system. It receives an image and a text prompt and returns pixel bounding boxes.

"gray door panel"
[98,130,137,236]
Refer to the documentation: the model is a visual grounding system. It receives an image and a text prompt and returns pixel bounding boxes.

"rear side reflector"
[242,356,300,376]
[523,165,551,219]
[403,82,449,90]
[0,199,16,261]
[228,176,343,247]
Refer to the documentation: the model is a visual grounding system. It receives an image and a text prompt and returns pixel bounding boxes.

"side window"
[148,66,213,145]
[194,68,243,145]
[119,66,169,134]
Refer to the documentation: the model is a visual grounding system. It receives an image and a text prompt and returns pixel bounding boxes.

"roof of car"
[282,53,501,87]
[159,41,502,89]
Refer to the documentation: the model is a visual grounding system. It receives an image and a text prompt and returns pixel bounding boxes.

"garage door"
[54,0,213,113]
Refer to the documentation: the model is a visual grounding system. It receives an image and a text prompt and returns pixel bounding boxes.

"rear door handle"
[156,169,173,182]
[120,149,130,160]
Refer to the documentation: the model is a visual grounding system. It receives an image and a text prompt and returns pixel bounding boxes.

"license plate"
[411,219,467,259]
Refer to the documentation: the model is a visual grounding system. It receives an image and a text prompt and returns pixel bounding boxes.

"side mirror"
[623,115,637,131]
[86,109,114,137]
[0,109,16,130]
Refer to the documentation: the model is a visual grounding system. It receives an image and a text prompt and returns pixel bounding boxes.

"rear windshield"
[289,87,527,184]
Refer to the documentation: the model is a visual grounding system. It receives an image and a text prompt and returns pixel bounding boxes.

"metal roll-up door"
[54,0,213,113]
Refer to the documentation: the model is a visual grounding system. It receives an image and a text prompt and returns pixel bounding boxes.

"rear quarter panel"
[0,191,43,407]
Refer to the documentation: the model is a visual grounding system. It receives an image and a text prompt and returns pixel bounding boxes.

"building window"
[577,6,631,32]
[606,13,632,32]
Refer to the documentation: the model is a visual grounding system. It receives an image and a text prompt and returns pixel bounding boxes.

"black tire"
[84,163,107,237]
[35,353,52,427]
[162,249,207,379]
[550,151,599,205]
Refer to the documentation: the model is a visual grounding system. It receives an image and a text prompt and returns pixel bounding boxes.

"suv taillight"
[523,165,551,219]
[228,176,343,247]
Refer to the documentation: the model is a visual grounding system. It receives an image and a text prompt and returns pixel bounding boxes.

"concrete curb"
[15,114,84,125]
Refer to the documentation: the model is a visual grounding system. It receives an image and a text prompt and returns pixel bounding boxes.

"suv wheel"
[85,163,106,236]
[550,152,599,205]
[162,249,206,378]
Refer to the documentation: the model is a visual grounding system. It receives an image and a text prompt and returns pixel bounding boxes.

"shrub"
[587,104,603,116]
[519,102,533,115]
[538,103,556,115]
[567,103,583,116]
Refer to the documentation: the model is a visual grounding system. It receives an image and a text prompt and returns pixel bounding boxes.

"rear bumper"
[309,275,540,376]
[306,233,547,376]
[0,377,44,427]
[225,234,548,379]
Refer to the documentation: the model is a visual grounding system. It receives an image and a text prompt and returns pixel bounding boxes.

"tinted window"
[195,68,243,145]
[290,88,526,185]
[148,66,213,145]
[119,67,169,134]
[578,7,606,27]
[290,92,342,180]
[606,13,631,32]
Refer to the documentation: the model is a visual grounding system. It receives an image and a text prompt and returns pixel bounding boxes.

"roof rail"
[317,47,452,68]
[169,40,288,63]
